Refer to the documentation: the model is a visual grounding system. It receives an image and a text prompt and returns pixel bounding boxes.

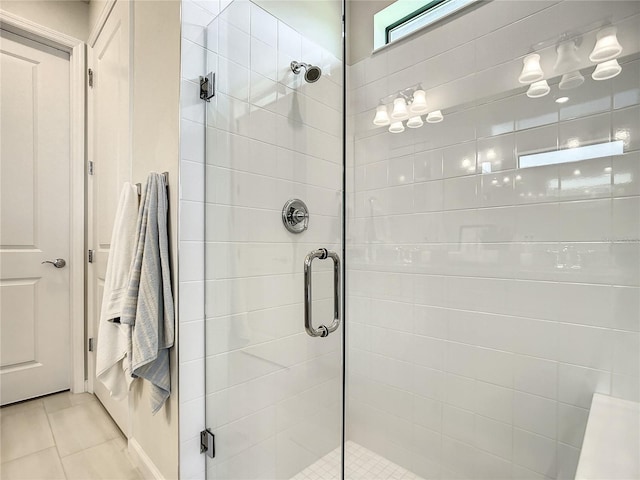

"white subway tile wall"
[347,2,640,480]
[179,0,343,478]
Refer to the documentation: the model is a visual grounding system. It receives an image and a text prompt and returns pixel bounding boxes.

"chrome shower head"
[290,61,322,83]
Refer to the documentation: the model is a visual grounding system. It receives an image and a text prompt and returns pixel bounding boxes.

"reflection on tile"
[61,438,142,480]
[0,447,65,480]
[48,401,121,457]
[0,406,54,463]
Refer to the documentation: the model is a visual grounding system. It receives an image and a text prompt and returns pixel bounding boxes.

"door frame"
[0,10,86,394]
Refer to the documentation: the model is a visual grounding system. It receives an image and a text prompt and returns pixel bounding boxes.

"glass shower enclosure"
[189,0,640,478]
[199,1,345,478]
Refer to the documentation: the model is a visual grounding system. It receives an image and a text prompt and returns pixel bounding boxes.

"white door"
[87,0,131,435]
[0,29,71,405]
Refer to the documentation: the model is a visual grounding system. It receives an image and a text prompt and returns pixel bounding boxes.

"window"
[374,0,478,50]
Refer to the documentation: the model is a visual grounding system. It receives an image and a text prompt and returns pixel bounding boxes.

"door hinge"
[88,161,94,175]
[199,72,215,102]
[88,338,94,352]
[200,429,215,458]
[88,68,94,87]
[88,249,94,263]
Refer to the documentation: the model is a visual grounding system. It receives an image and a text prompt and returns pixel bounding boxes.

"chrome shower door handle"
[304,248,341,338]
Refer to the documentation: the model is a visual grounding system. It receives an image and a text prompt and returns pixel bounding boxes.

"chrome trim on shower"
[304,248,341,338]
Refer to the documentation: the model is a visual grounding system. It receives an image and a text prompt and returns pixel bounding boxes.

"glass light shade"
[519,54,544,84]
[559,71,585,90]
[409,89,428,114]
[389,121,405,133]
[391,97,408,119]
[592,59,622,80]
[407,116,424,128]
[589,26,623,63]
[553,40,580,73]
[526,80,550,98]
[373,105,390,126]
[426,110,443,123]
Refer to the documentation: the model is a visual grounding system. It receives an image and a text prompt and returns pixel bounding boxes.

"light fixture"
[559,71,585,90]
[389,121,405,133]
[426,110,443,123]
[589,26,623,63]
[373,104,390,126]
[391,97,408,119]
[592,59,622,81]
[555,96,569,104]
[410,89,428,114]
[554,40,581,73]
[407,116,424,128]
[526,80,550,98]
[519,54,544,83]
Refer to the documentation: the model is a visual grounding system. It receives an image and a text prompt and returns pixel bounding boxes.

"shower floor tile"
[291,441,423,480]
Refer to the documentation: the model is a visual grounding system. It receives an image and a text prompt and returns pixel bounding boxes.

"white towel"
[121,173,175,414]
[96,183,138,399]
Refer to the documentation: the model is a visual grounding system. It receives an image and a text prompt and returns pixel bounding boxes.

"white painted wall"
[178,0,343,478]
[129,2,181,479]
[346,2,640,479]
[0,0,89,41]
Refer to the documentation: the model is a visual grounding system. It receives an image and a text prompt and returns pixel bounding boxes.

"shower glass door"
[202,1,345,478]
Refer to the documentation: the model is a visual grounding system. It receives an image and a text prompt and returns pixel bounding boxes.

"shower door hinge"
[88,338,94,352]
[200,72,215,102]
[200,429,215,458]
[88,68,94,88]
[88,161,94,175]
[88,249,94,263]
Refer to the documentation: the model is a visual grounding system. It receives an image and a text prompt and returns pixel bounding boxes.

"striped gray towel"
[121,172,175,414]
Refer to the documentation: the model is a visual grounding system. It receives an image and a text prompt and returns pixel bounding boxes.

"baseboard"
[129,438,165,480]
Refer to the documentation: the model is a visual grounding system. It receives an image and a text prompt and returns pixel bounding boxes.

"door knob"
[42,258,66,268]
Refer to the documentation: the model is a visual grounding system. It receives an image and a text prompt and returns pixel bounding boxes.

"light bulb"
[559,71,584,90]
[391,97,408,119]
[426,110,443,123]
[373,104,390,126]
[519,53,544,84]
[589,26,623,63]
[409,89,428,114]
[555,96,569,104]
[526,80,550,98]
[553,40,581,73]
[592,59,622,81]
[389,121,405,133]
[407,116,424,128]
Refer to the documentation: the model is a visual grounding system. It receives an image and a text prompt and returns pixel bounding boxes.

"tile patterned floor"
[0,391,142,480]
[291,441,423,480]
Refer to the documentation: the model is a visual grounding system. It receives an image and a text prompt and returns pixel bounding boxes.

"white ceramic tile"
[513,355,558,399]
[513,391,557,438]
[250,38,277,81]
[557,403,589,448]
[218,0,250,33]
[180,119,205,163]
[182,1,215,48]
[218,19,250,67]
[443,404,475,447]
[250,4,277,47]
[474,415,512,460]
[558,363,611,409]
[513,428,557,478]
